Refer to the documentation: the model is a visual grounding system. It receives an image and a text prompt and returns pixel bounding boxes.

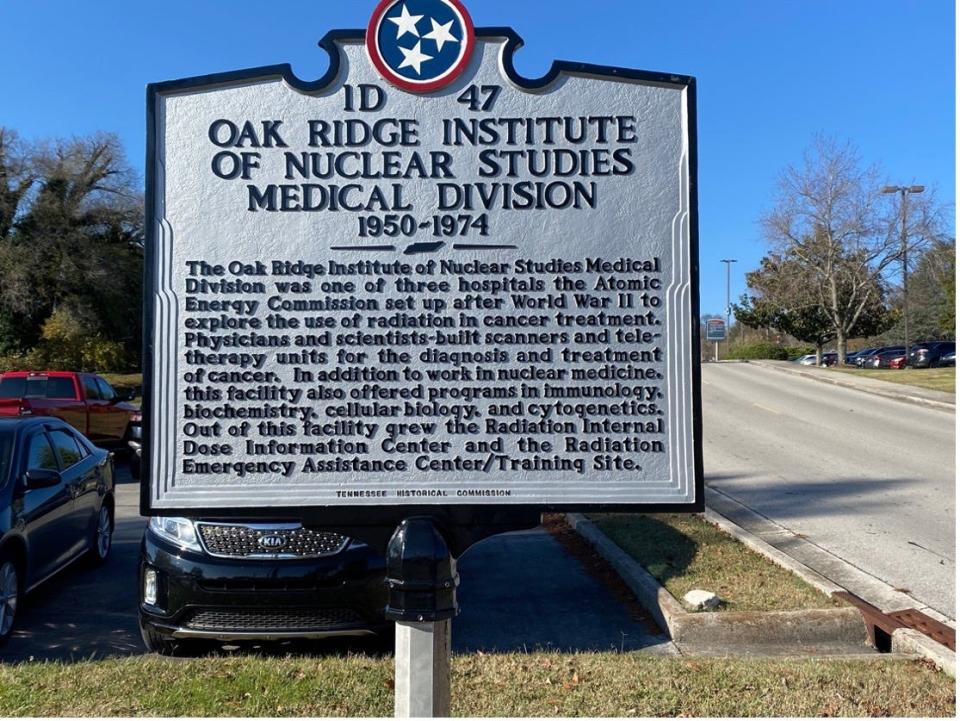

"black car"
[0,417,115,645]
[941,350,956,367]
[907,341,955,369]
[138,517,390,654]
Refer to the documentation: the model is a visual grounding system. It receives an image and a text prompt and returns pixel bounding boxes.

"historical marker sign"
[706,319,727,342]
[143,0,702,516]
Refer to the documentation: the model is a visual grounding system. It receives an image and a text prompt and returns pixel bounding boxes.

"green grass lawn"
[588,514,839,612]
[0,653,953,717]
[829,366,955,394]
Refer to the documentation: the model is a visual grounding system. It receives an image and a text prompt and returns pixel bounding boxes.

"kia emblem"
[258,534,288,550]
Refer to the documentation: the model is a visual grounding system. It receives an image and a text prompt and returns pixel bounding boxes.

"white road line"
[752,403,781,415]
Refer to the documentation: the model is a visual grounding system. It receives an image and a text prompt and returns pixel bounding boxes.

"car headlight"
[149,516,203,553]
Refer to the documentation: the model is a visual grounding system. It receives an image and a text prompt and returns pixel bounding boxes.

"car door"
[18,430,74,585]
[48,427,99,560]
[81,374,107,442]
[95,377,129,442]
[43,375,87,434]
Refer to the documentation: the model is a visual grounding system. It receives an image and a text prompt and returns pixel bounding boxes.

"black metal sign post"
[385,518,458,717]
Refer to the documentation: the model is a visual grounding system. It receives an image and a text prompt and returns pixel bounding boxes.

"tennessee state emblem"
[366,0,476,93]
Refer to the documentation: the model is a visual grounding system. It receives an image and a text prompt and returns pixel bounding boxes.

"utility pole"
[721,259,737,356]
[881,186,924,363]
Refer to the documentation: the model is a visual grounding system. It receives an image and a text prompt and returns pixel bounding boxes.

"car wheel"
[139,618,214,657]
[0,552,22,647]
[139,618,179,656]
[88,503,114,565]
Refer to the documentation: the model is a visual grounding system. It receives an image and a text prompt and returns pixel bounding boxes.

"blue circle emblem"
[367,0,476,93]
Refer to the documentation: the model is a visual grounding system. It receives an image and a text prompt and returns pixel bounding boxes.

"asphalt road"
[702,362,956,619]
[1,472,669,662]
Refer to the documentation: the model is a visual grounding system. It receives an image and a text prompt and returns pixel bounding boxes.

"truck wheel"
[0,551,22,647]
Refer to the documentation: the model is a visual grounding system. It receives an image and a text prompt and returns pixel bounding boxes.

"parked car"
[888,355,907,370]
[126,408,142,479]
[907,341,956,369]
[138,517,390,655]
[0,417,115,645]
[867,348,908,369]
[858,346,906,369]
[794,354,818,365]
[848,347,881,368]
[0,372,138,450]
[940,350,956,367]
[820,352,839,367]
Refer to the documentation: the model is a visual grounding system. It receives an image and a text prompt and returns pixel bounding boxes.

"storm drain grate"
[834,591,955,652]
[889,609,955,651]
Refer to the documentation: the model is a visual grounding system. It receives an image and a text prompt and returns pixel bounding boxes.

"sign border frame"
[141,26,704,520]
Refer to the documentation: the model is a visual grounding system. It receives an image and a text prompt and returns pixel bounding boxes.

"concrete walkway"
[454,529,675,654]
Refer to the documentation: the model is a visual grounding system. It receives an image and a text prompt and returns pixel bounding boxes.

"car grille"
[184,607,363,631]
[196,523,349,559]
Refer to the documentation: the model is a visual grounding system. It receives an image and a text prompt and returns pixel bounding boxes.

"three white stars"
[386,4,461,76]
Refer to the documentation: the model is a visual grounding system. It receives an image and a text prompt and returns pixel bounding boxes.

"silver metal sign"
[143,20,702,515]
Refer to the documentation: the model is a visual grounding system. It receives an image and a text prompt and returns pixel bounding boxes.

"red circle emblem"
[366,0,476,94]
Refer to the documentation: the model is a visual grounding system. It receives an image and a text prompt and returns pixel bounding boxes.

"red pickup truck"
[0,371,137,447]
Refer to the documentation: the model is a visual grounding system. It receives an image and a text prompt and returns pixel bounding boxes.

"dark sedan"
[0,417,115,645]
[941,350,956,367]
[907,341,956,369]
[139,517,390,655]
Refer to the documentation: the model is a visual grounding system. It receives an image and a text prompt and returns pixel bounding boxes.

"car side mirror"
[24,468,62,489]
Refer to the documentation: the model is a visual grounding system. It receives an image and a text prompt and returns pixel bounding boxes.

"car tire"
[139,619,215,657]
[139,619,179,656]
[0,551,23,648]
[87,502,114,566]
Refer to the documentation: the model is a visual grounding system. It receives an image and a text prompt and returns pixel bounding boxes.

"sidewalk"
[746,360,955,411]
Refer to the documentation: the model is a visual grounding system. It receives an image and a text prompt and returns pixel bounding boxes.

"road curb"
[701,507,845,598]
[745,360,955,412]
[892,629,956,678]
[566,513,869,655]
[703,500,956,674]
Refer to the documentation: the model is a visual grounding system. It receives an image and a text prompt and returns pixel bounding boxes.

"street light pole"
[721,259,737,356]
[882,185,924,363]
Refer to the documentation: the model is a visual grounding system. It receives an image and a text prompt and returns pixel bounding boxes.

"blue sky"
[0,1,954,316]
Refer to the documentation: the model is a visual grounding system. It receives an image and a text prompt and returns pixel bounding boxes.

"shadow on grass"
[590,514,699,587]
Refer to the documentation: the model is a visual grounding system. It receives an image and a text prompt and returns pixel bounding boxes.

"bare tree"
[0,128,35,241]
[762,135,944,363]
